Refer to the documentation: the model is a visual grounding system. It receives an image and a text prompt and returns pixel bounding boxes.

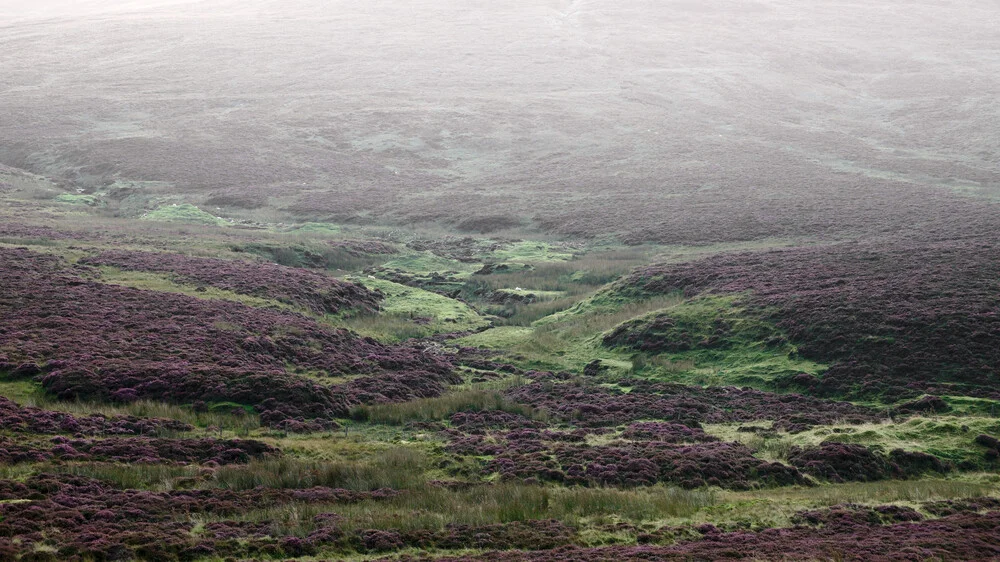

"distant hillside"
[1,0,998,243]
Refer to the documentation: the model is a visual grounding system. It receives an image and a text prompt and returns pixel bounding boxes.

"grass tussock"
[51,463,200,490]
[342,276,489,341]
[333,484,717,532]
[338,312,447,342]
[467,249,660,326]
[728,477,999,507]
[811,478,997,504]
[707,416,1000,466]
[200,483,718,536]
[535,293,686,338]
[16,392,260,434]
[351,389,545,425]
[212,448,429,491]
[472,249,656,294]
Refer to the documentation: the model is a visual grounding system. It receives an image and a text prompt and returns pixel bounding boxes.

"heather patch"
[618,237,1000,400]
[407,511,1000,561]
[0,395,192,436]
[504,379,879,430]
[0,247,453,428]
[0,436,277,465]
[82,249,382,315]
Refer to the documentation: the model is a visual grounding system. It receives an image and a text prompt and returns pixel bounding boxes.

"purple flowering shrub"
[0,473,577,560]
[450,410,547,433]
[923,497,1000,516]
[0,222,90,240]
[327,239,399,256]
[81,249,382,315]
[618,236,1000,400]
[792,504,925,527]
[619,422,719,443]
[0,435,278,464]
[0,396,192,435]
[446,428,806,489]
[787,443,950,483]
[0,247,456,427]
[974,433,1000,463]
[389,511,1000,561]
[0,473,400,561]
[504,379,879,431]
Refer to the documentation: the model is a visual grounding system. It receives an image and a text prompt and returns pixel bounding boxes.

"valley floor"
[1,168,999,561]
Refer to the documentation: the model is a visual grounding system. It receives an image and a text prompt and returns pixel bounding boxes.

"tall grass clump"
[534,293,685,338]
[630,354,697,375]
[550,485,717,520]
[813,478,996,504]
[16,395,260,434]
[351,389,545,425]
[301,483,715,533]
[51,463,200,490]
[339,312,438,342]
[471,248,656,294]
[212,448,428,491]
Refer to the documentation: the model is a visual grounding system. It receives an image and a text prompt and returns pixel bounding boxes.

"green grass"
[55,193,99,206]
[492,288,565,300]
[453,293,687,376]
[286,221,342,235]
[97,266,297,311]
[0,379,259,433]
[52,463,201,490]
[382,251,480,275]
[142,203,228,226]
[705,416,1000,466]
[190,482,717,539]
[213,448,430,491]
[727,477,998,507]
[0,380,48,404]
[455,293,824,391]
[597,294,825,389]
[462,248,659,326]
[182,474,1000,547]
[473,248,657,293]
[487,241,574,263]
[455,326,536,350]
[351,389,545,425]
[704,477,1000,532]
[330,483,717,533]
[940,395,1000,417]
[344,276,490,341]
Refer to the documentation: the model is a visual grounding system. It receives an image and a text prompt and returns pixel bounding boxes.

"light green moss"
[142,203,227,226]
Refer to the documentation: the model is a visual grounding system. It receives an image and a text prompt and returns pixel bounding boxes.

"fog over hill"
[1,0,998,240]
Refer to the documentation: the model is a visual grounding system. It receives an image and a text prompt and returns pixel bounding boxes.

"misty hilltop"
[1,0,997,242]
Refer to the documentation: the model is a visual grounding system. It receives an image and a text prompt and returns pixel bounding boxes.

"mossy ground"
[343,276,491,341]
[285,222,343,235]
[142,203,229,226]
[705,416,1000,468]
[487,241,574,263]
[455,293,823,390]
[381,252,480,275]
[97,266,298,312]
[55,193,100,206]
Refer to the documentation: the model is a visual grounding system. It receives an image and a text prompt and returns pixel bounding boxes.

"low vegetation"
[1,179,999,560]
